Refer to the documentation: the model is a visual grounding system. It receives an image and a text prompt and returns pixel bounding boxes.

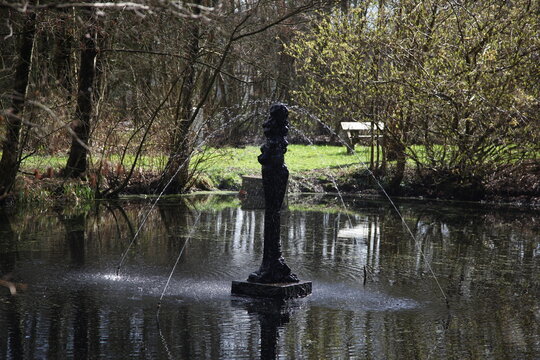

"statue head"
[263,104,289,138]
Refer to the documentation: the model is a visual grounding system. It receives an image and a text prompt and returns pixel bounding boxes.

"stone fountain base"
[231,281,312,299]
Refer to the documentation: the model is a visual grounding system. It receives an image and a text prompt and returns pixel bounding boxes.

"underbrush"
[10,177,94,206]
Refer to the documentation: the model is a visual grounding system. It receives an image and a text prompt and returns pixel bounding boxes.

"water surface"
[0,194,538,359]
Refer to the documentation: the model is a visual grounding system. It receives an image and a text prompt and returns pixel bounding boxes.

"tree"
[158,0,337,193]
[0,6,37,196]
[64,9,97,178]
[287,0,540,195]
[0,1,339,198]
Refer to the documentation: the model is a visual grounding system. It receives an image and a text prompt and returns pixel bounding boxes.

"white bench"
[340,122,384,153]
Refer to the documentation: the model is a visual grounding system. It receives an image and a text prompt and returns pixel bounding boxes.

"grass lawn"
[192,145,375,188]
[198,145,368,173]
[19,154,67,172]
[17,145,371,176]
[19,153,169,173]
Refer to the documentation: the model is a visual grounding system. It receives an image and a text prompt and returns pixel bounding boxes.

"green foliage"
[15,180,55,206]
[62,181,94,202]
[286,1,540,181]
[14,177,94,206]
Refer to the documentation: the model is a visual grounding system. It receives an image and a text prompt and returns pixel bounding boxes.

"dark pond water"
[0,193,538,359]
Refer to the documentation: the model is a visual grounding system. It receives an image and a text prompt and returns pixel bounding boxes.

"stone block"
[239,175,288,210]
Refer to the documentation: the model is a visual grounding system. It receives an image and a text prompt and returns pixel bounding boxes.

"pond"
[0,193,538,359]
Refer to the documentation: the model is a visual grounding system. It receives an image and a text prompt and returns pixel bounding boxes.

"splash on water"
[102,273,123,281]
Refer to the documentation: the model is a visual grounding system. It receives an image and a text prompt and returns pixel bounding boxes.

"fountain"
[232,104,312,299]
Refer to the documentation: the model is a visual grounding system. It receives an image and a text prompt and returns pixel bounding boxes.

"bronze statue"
[248,104,299,284]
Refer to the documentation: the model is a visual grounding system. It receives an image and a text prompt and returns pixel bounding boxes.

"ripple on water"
[34,268,418,312]
[308,282,419,311]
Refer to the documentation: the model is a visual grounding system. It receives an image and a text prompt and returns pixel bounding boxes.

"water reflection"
[0,209,17,295]
[59,212,87,267]
[232,298,293,360]
[0,194,538,359]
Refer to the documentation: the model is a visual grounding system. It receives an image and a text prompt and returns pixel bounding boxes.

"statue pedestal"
[231,280,312,299]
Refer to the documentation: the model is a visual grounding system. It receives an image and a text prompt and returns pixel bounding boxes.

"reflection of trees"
[0,209,17,281]
[158,200,191,251]
[46,298,64,359]
[104,202,136,245]
[277,201,539,358]
[158,202,267,276]
[4,297,24,358]
[0,209,24,358]
[379,203,540,299]
[283,210,382,282]
[233,298,291,360]
[72,290,100,359]
[156,304,234,359]
[59,212,87,267]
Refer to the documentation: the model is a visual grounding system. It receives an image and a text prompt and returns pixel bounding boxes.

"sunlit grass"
[191,145,373,189]
[198,145,367,174]
[18,153,168,172]
[15,145,378,184]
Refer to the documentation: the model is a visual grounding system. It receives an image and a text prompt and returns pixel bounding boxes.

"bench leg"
[346,132,355,154]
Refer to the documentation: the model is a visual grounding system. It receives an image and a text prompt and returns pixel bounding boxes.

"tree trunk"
[387,113,410,194]
[276,28,293,100]
[388,142,406,195]
[64,17,97,178]
[162,1,201,193]
[0,9,36,196]
[54,8,73,94]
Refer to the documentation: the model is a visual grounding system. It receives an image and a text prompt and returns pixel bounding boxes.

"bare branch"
[3,19,13,40]
[232,2,318,42]
[0,1,151,12]
[101,48,251,84]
